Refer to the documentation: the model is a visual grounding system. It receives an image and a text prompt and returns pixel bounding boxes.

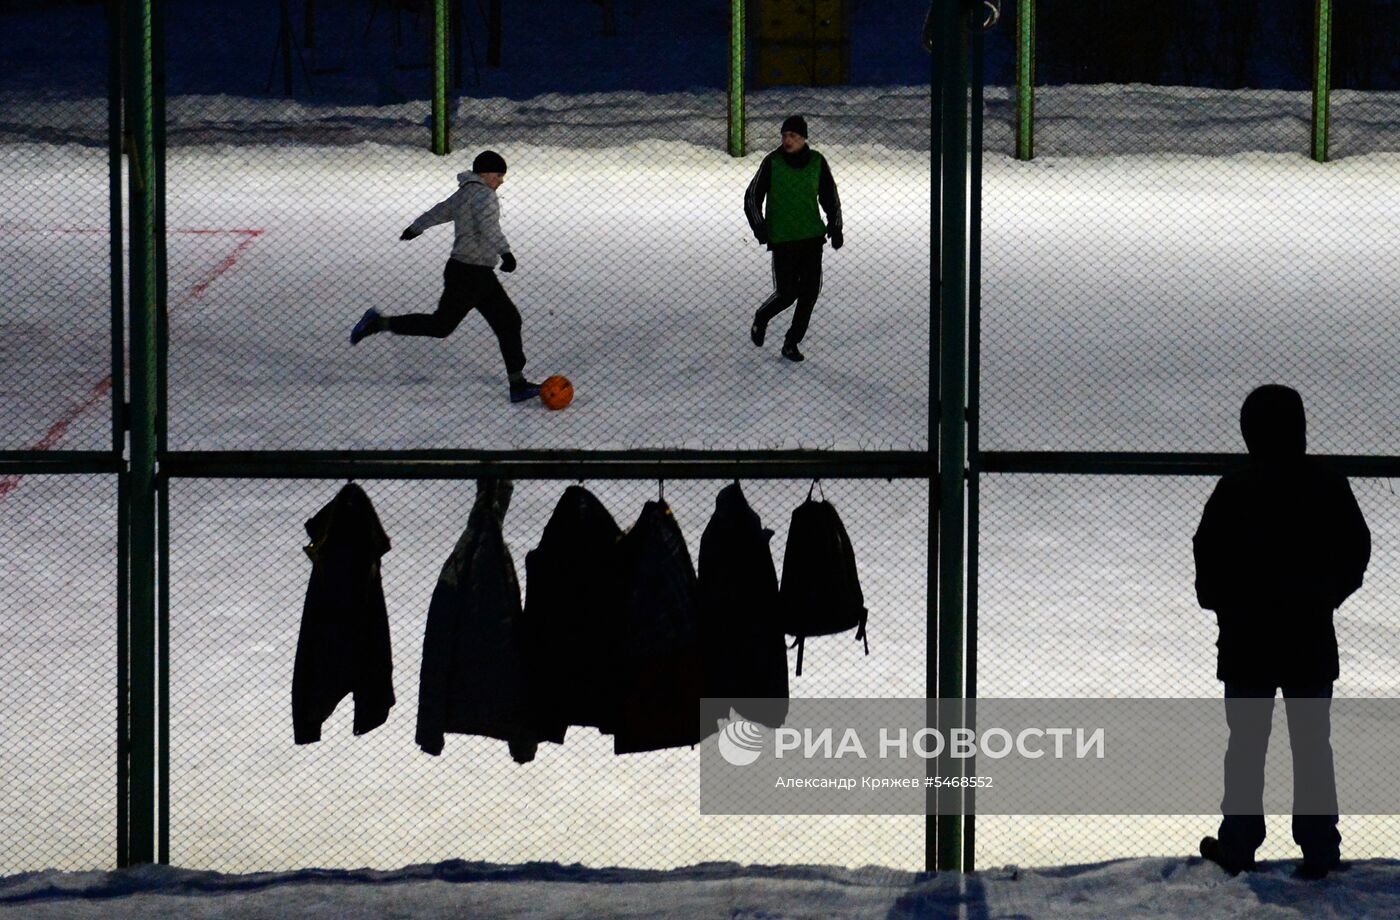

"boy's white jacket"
[408,171,512,268]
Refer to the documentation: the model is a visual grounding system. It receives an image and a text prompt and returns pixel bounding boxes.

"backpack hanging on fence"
[520,484,626,743]
[415,479,542,764]
[612,496,710,755]
[293,482,395,744]
[698,481,789,729]
[778,482,869,676]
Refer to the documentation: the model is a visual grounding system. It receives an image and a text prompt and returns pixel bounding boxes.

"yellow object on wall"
[753,0,849,87]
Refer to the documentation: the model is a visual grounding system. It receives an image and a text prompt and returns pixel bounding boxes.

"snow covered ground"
[7,857,1400,919]
[4,80,1400,913]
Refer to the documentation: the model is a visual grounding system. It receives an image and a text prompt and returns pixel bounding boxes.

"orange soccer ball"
[540,375,574,410]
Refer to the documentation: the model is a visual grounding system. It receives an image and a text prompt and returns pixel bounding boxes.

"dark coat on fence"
[698,482,789,729]
[293,483,395,744]
[416,479,541,763]
[613,500,710,755]
[520,485,626,743]
[1193,386,1371,687]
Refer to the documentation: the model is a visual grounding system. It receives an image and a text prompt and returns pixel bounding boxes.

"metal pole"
[432,0,449,154]
[935,0,970,872]
[152,0,169,864]
[728,0,746,157]
[124,0,158,867]
[109,0,126,456]
[963,17,984,875]
[116,469,130,868]
[158,479,170,864]
[925,0,942,874]
[1015,0,1034,160]
[1311,0,1332,162]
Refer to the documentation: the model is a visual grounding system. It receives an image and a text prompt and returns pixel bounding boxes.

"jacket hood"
[1240,384,1306,459]
[457,171,487,187]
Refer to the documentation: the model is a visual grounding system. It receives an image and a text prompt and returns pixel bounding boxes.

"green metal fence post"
[109,0,126,456]
[124,0,159,867]
[728,0,746,157]
[116,467,130,868]
[935,0,970,872]
[110,0,130,865]
[1016,0,1035,160]
[925,0,942,873]
[1311,0,1333,162]
[432,0,450,154]
[152,0,170,864]
[964,17,984,874]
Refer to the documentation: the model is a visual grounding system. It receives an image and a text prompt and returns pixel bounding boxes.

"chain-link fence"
[150,0,931,453]
[6,0,1400,879]
[1,0,118,454]
[2,0,937,875]
[974,0,1400,871]
[973,475,1400,868]
[162,476,927,871]
[0,475,119,874]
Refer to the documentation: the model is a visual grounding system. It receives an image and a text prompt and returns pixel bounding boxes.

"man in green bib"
[744,115,843,362]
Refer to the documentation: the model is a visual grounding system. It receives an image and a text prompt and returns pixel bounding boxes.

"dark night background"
[1,0,1397,103]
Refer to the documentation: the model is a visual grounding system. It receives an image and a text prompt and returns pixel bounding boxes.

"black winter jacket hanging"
[778,488,869,676]
[415,479,541,764]
[292,483,395,744]
[613,499,710,755]
[698,482,789,729]
[520,485,626,743]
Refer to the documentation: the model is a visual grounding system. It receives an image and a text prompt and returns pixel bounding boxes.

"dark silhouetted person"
[350,150,541,404]
[1194,384,1370,879]
[744,115,843,363]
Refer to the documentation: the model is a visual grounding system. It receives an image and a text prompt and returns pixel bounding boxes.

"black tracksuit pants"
[386,259,527,376]
[755,238,823,346]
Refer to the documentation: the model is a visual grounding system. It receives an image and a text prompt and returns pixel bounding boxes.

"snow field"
[4,83,1400,883]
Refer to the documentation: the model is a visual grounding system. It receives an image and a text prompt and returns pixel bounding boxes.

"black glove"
[754,224,768,246]
[499,252,517,273]
[400,226,421,241]
[828,228,843,250]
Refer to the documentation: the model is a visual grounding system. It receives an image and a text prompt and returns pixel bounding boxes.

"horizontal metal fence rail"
[0,453,126,475]
[978,451,1400,479]
[160,450,933,481]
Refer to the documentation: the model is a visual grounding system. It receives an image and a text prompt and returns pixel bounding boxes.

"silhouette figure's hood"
[1240,384,1306,459]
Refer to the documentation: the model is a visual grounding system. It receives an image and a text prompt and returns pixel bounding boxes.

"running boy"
[744,115,843,362]
[350,150,540,403]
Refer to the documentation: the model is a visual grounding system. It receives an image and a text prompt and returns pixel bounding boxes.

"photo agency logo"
[702,703,1112,816]
[702,698,1400,817]
[717,720,768,766]
[712,719,1106,766]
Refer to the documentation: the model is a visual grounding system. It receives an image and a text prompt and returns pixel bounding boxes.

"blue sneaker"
[350,308,381,344]
[509,379,541,403]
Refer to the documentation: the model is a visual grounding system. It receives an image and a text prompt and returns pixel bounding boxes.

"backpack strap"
[790,635,806,676]
[855,607,869,656]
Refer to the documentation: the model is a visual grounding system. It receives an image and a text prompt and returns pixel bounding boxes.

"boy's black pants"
[386,259,526,375]
[755,238,824,346]
[1218,682,1341,866]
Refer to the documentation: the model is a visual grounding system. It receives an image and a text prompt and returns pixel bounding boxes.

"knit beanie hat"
[780,115,808,138]
[472,150,508,174]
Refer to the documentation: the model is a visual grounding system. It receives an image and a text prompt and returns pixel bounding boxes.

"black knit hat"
[781,115,808,138]
[472,150,507,174]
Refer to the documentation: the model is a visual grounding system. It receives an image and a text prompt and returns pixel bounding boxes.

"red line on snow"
[1,227,265,500]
